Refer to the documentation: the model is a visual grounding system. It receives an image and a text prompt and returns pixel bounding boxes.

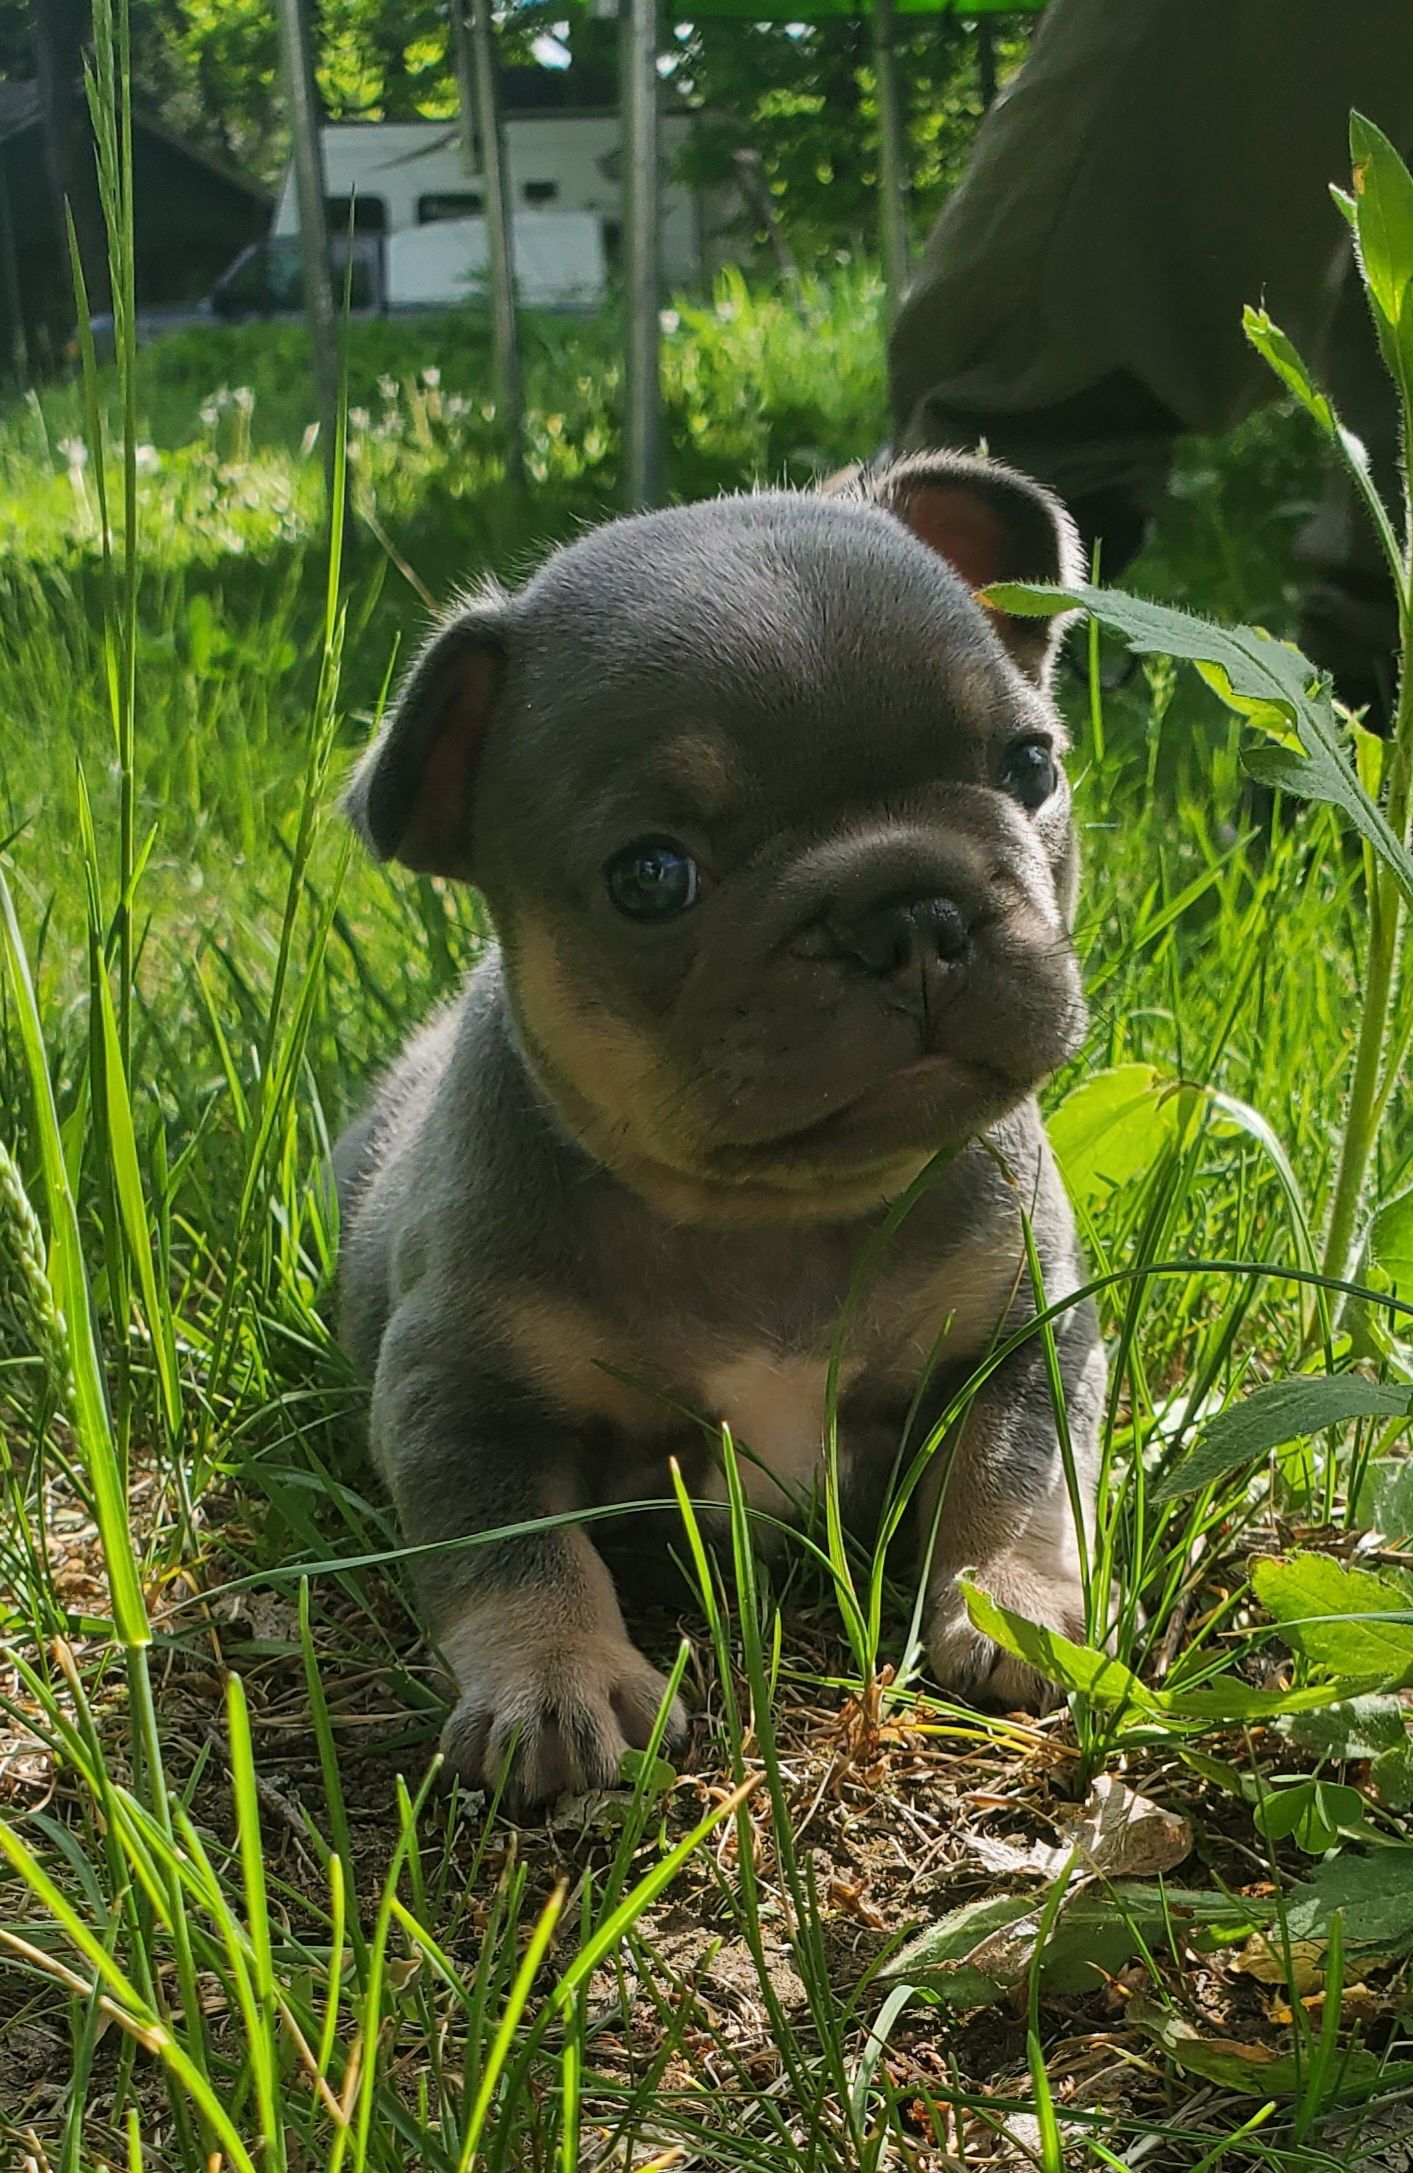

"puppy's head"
[348,453,1087,1221]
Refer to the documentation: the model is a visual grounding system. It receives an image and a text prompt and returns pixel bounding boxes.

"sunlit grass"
[3,67,1413,2166]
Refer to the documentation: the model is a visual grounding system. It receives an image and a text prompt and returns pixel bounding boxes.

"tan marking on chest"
[499,1294,665,1430]
[698,1353,839,1512]
[870,1238,1026,1387]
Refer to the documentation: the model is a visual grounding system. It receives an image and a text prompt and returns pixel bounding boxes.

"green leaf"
[1366,1184,1413,1305]
[1242,307,1336,433]
[1280,1694,1413,1812]
[0,871,149,1649]
[1373,1738,1413,1811]
[884,1890,1036,2009]
[1354,1459,1413,1542]
[1244,306,1403,591]
[1284,1847,1413,1952]
[1177,1747,1262,1803]
[885,1881,1258,2009]
[1154,1377,1413,1504]
[983,581,1413,908]
[617,1746,677,1796]
[1048,1063,1199,1211]
[1206,1089,1318,1272]
[1351,113,1413,351]
[1280,1692,1412,1762]
[92,925,183,1437]
[1252,1553,1413,1686]
[1348,1187,1413,1365]
[1157,1676,1387,1726]
[959,1581,1161,1714]
[1253,1778,1367,1854]
[1048,1066,1316,1274]
[960,1581,1375,1730]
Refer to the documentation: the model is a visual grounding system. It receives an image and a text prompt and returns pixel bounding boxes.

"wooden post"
[274,0,343,525]
[467,0,524,482]
[873,0,910,320]
[0,153,28,380]
[34,0,111,333]
[622,0,662,507]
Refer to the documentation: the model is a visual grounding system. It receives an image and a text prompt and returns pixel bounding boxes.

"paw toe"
[442,1644,686,1813]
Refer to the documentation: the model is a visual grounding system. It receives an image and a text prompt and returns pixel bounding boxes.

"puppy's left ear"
[868,452,1082,687]
[345,592,508,880]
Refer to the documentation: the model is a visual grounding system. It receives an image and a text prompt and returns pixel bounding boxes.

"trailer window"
[523,181,559,205]
[325,195,387,233]
[418,192,483,222]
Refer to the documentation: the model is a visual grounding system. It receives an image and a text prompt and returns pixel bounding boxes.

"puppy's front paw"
[440,1632,688,1813]
[926,1564,1087,1716]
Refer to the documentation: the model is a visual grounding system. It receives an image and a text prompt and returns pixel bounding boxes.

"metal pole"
[978,16,998,108]
[622,0,662,507]
[872,0,910,320]
[467,0,524,482]
[274,0,342,525]
[450,0,479,170]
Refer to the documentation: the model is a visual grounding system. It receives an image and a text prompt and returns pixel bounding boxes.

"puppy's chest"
[506,1228,1021,1512]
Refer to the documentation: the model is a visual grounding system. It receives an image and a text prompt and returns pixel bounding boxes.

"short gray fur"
[335,453,1105,1812]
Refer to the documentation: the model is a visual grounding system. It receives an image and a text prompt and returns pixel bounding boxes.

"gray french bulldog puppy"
[335,451,1105,1813]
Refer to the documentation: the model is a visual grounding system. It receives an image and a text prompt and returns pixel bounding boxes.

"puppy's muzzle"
[831,887,975,1052]
[833,891,972,978]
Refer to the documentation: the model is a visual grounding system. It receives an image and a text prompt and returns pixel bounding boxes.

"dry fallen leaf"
[1232,1931,1325,1993]
[1055,1772,1193,1877]
[966,1773,1192,1881]
[828,1876,887,1929]
[1276,1979,1389,2027]
[966,1832,1046,1876]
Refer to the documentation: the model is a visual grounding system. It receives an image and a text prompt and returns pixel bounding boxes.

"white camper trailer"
[264,113,704,313]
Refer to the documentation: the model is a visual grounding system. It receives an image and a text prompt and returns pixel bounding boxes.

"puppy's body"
[337,468,1104,1809]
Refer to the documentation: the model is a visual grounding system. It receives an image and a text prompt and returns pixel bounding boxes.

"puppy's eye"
[604,836,700,921]
[1000,739,1058,811]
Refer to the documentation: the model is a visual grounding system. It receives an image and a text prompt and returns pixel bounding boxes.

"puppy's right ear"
[345,594,508,880]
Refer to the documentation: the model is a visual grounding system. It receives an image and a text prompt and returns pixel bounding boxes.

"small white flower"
[57,435,88,468]
[348,406,371,432]
[421,365,441,388]
[232,385,255,412]
[378,374,398,401]
[134,443,160,473]
[659,308,680,334]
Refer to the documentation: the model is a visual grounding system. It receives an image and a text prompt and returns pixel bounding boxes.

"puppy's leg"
[374,1342,686,1812]
[919,1308,1105,1713]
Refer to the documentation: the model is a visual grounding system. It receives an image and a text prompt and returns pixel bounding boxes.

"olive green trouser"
[889,0,1413,606]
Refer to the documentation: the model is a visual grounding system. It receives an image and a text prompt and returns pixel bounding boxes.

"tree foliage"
[670,13,1030,265]
[1,0,1030,267]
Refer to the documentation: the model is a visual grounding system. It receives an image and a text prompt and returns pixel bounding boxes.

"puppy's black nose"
[838,894,971,978]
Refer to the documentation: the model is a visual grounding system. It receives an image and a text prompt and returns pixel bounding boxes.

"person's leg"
[890,0,1413,583]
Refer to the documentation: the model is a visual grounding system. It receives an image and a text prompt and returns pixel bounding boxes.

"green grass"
[4,147,1413,2170]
